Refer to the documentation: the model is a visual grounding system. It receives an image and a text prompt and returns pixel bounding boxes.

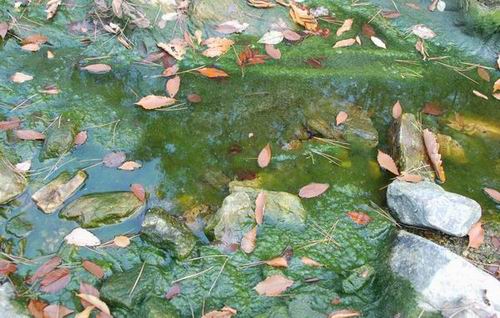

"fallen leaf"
[411,24,436,39]
[74,131,88,146]
[257,143,272,168]
[484,188,500,203]
[131,183,146,202]
[336,111,348,125]
[165,283,181,300]
[216,20,249,34]
[336,18,353,37]
[80,282,100,306]
[15,129,45,140]
[263,256,288,268]
[75,306,94,318]
[21,43,41,52]
[163,64,179,77]
[64,228,101,247]
[255,191,266,224]
[103,151,126,168]
[494,79,500,92]
[392,100,402,119]
[81,64,111,74]
[82,261,104,279]
[258,31,284,45]
[46,0,62,20]
[166,75,180,98]
[28,299,47,318]
[197,67,229,78]
[113,235,130,247]
[422,101,443,116]
[118,161,142,171]
[135,95,176,110]
[187,94,202,103]
[377,150,399,176]
[381,10,401,19]
[361,23,376,37]
[11,72,33,83]
[329,309,361,318]
[406,3,421,10]
[396,174,423,183]
[468,222,484,249]
[347,211,372,225]
[289,3,318,31]
[27,256,62,284]
[43,304,73,318]
[237,47,269,67]
[283,29,301,41]
[15,160,31,172]
[370,36,386,49]
[477,67,490,82]
[40,84,60,94]
[112,0,123,18]
[333,38,356,48]
[0,118,21,131]
[76,294,110,315]
[0,259,16,276]
[265,44,281,59]
[202,37,234,57]
[247,0,275,8]
[22,34,48,45]
[472,90,488,100]
[422,129,445,182]
[40,268,71,293]
[301,257,322,267]
[241,226,257,253]
[254,274,294,296]
[157,40,187,60]
[298,183,329,198]
[0,22,8,39]
[202,306,237,318]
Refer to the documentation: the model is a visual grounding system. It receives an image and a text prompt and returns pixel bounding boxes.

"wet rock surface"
[139,296,180,318]
[387,180,481,236]
[41,126,75,160]
[390,231,500,317]
[342,264,375,294]
[0,157,26,205]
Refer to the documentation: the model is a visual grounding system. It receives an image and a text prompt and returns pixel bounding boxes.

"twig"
[171,266,215,284]
[129,261,146,297]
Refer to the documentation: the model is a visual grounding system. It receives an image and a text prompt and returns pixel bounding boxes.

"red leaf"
[298,183,330,198]
[0,118,21,131]
[257,143,272,168]
[165,283,181,300]
[392,101,402,119]
[80,282,100,307]
[43,304,74,318]
[377,150,399,176]
[28,299,47,318]
[0,259,16,276]
[40,268,71,293]
[468,222,484,249]
[336,111,348,126]
[255,191,266,225]
[422,102,443,116]
[14,129,45,140]
[347,211,372,225]
[82,260,104,279]
[187,94,202,103]
[103,151,126,168]
[74,131,88,146]
[27,256,61,284]
[131,183,146,202]
[166,75,180,98]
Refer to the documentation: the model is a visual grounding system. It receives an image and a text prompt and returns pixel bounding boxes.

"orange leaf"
[422,101,443,116]
[81,64,111,74]
[82,260,104,279]
[27,256,61,284]
[0,118,21,131]
[347,211,372,225]
[255,191,266,225]
[40,268,71,293]
[15,129,45,140]
[257,143,272,168]
[300,257,322,267]
[477,67,490,82]
[28,299,48,318]
[202,306,237,318]
[377,150,399,176]
[333,38,356,48]
[336,111,348,126]
[131,183,146,202]
[113,235,130,247]
[422,129,445,182]
[166,75,180,98]
[329,309,361,318]
[468,222,484,249]
[135,95,176,110]
[241,226,257,254]
[392,100,402,119]
[197,67,229,78]
[298,183,329,198]
[254,274,294,296]
[263,256,288,268]
[0,259,16,276]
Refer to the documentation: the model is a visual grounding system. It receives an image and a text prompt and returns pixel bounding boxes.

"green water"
[0,0,499,317]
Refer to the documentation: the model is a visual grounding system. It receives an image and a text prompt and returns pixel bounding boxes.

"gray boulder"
[391,231,500,318]
[387,180,481,236]
[0,157,26,204]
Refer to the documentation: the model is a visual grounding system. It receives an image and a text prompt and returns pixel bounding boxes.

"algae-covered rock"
[436,133,467,163]
[342,264,375,294]
[0,157,26,204]
[138,296,180,318]
[141,207,197,259]
[32,170,87,213]
[60,192,144,227]
[6,215,32,238]
[41,126,75,159]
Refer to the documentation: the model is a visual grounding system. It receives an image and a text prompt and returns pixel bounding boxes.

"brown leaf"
[15,129,45,140]
[46,0,62,20]
[103,151,126,168]
[300,257,322,267]
[131,183,146,202]
[381,10,401,19]
[40,268,71,293]
[406,3,421,10]
[336,18,353,37]
[263,256,288,268]
[0,118,21,131]
[241,226,257,254]
[74,131,88,146]
[392,100,402,119]
[336,111,348,125]
[166,75,180,98]
[202,37,234,57]
[477,67,490,82]
[254,274,294,296]
[289,3,318,31]
[422,101,443,116]
[79,282,100,308]
[247,0,276,8]
[11,72,33,83]
[27,256,61,284]
[216,20,248,34]
[265,44,281,60]
[329,309,361,318]
[484,188,500,203]
[76,294,110,315]
[40,84,59,94]
[21,43,40,52]
[165,283,181,300]
[255,191,266,225]
[0,22,8,39]
[257,143,272,168]
[333,38,356,48]
[113,235,130,247]
[347,211,372,225]
[135,95,176,110]
[197,67,229,78]
[283,29,301,41]
[468,222,484,249]
[163,65,179,77]
[362,23,376,37]
[422,129,445,182]
[0,259,16,276]
[202,306,237,318]
[43,304,73,318]
[377,150,399,176]
[81,64,111,74]
[22,34,48,45]
[298,183,329,198]
[472,90,488,100]
[396,174,423,183]
[118,161,142,171]
[187,94,202,103]
[28,299,48,318]
[237,47,269,67]
[82,260,104,279]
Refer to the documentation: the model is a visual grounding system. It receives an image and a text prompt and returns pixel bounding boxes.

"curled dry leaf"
[370,36,386,49]
[15,130,45,140]
[477,67,490,82]
[131,183,146,202]
[157,40,186,60]
[301,257,322,267]
[74,131,88,146]
[422,129,445,182]
[118,161,142,171]
[377,150,399,176]
[28,299,47,318]
[77,294,111,315]
[265,44,281,59]
[392,100,402,119]
[298,183,329,198]
[484,187,500,203]
[103,151,126,168]
[82,260,104,279]
[113,235,130,247]
[166,75,180,98]
[0,118,21,131]
[187,94,202,103]
[40,268,71,293]
[333,38,356,48]
[255,191,266,225]
[27,256,61,284]
[396,174,423,183]
[81,64,111,74]
[264,256,288,268]
[43,304,73,318]
[0,259,17,276]
[46,0,62,20]
[202,37,234,57]
[11,72,33,83]
[197,67,229,78]
[257,143,272,168]
[241,226,257,254]
[472,90,488,100]
[336,111,348,126]
[468,222,484,249]
[336,18,353,37]
[329,309,361,318]
[216,20,249,34]
[64,228,101,247]
[80,282,100,308]
[254,274,294,296]
[347,211,372,225]
[136,95,176,110]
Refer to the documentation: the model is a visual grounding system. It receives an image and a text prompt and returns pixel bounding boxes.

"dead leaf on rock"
[264,256,288,268]
[370,36,386,49]
[255,191,266,224]
[283,29,301,41]
[80,282,100,306]
[258,31,284,45]
[166,75,180,98]
[28,299,47,318]
[135,95,176,110]
[392,100,402,119]
[15,129,45,140]
[477,67,490,82]
[82,260,104,279]
[64,228,101,247]
[0,118,21,131]
[484,188,500,203]
[76,294,110,315]
[347,211,372,225]
[103,151,126,168]
[0,259,17,276]
[377,150,399,176]
[329,309,361,318]
[468,222,484,249]
[43,304,73,318]
[113,235,130,247]
[202,306,237,318]
[411,24,436,39]
[298,183,329,198]
[396,174,423,183]
[289,3,318,31]
[81,64,111,74]
[241,226,257,254]
[247,0,275,8]
[197,67,229,78]
[22,34,48,45]
[257,143,272,168]
[11,72,33,83]
[254,274,294,296]
[21,43,41,52]
[40,268,71,293]
[157,40,186,60]
[75,306,94,318]
[202,37,234,57]
[131,183,146,202]
[336,111,348,125]
[27,256,61,284]
[74,131,88,146]
[333,38,356,48]
[422,129,445,182]
[216,20,249,34]
[336,18,353,37]
[301,257,322,267]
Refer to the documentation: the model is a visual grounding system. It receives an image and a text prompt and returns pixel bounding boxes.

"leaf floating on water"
[396,174,423,183]
[15,129,45,140]
[377,150,399,176]
[113,235,130,248]
[283,29,301,41]
[0,22,8,39]
[468,222,484,249]
[216,20,249,34]
[135,95,176,110]
[336,111,348,126]
[81,64,112,74]
[255,191,266,224]
[484,188,500,203]
[411,24,436,39]
[241,226,257,254]
[166,75,180,98]
[0,118,21,131]
[299,183,329,198]
[64,228,101,247]
[46,0,62,20]
[392,100,402,119]
[0,259,17,276]
[74,131,88,146]
[336,18,353,37]
[265,44,281,60]
[333,38,356,48]
[329,309,361,318]
[254,274,294,296]
[187,94,202,103]
[28,299,47,318]
[472,90,488,100]
[301,257,322,267]
[76,294,111,315]
[477,67,490,82]
[258,31,284,45]
[197,67,229,78]
[370,36,386,49]
[11,72,33,83]
[40,268,71,293]
[43,304,73,318]
[27,256,61,284]
[202,306,237,318]
[118,161,142,171]
[257,143,272,168]
[82,261,104,279]
[264,256,288,268]
[131,183,146,202]
[15,160,31,172]
[422,101,443,116]
[103,151,126,168]
[202,37,234,57]
[347,211,372,225]
[422,129,445,182]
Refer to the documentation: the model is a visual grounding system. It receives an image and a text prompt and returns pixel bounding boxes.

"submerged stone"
[387,180,481,237]
[0,157,27,205]
[436,133,467,163]
[141,207,197,259]
[342,264,376,294]
[41,126,75,160]
[138,296,180,318]
[31,170,87,213]
[5,215,32,238]
[391,231,500,317]
[59,192,144,227]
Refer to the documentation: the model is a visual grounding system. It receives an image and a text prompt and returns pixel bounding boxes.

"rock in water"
[41,126,75,159]
[141,208,197,259]
[60,192,144,227]
[32,170,87,213]
[139,296,180,318]
[391,231,500,317]
[0,157,26,204]
[387,180,481,236]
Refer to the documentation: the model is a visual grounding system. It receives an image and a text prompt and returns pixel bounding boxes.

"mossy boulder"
[0,157,26,204]
[138,296,180,318]
[59,192,144,227]
[5,215,32,238]
[41,126,75,159]
[342,264,375,294]
[141,207,197,259]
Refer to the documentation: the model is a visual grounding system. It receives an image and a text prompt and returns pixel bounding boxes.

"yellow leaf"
[197,67,229,78]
